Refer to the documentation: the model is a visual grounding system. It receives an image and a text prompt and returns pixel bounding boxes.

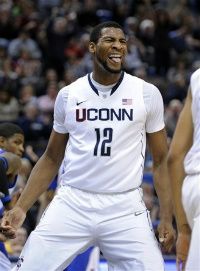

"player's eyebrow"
[100,36,127,42]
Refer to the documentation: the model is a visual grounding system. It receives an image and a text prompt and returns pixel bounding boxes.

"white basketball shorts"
[182,174,200,271]
[12,186,164,271]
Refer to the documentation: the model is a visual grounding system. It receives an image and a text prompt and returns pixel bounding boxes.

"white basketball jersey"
[53,72,164,193]
[184,68,200,174]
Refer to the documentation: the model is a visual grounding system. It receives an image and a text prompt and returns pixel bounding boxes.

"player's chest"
[65,91,146,132]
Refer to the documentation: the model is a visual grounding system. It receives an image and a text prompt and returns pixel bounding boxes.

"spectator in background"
[37,68,58,96]
[164,73,188,104]
[45,16,76,78]
[18,84,37,109]
[8,29,41,60]
[165,99,183,139]
[17,103,51,148]
[0,85,20,122]
[124,34,146,74]
[0,38,9,69]
[153,8,172,76]
[37,81,58,115]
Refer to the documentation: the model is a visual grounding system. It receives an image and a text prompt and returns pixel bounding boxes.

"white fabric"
[184,68,200,174]
[86,246,100,271]
[0,251,11,271]
[182,174,200,271]
[53,72,164,193]
[185,215,200,271]
[12,186,164,271]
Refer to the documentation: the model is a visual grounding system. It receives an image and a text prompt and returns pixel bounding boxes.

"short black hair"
[0,122,24,138]
[90,21,123,43]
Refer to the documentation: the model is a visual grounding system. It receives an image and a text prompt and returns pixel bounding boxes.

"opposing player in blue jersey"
[0,122,24,270]
[1,21,175,271]
[168,68,200,271]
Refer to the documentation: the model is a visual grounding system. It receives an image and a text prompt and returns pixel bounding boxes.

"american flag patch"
[122,98,132,105]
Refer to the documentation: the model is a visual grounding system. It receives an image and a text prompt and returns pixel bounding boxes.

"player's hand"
[176,232,190,271]
[157,220,176,252]
[0,206,26,240]
[0,224,16,241]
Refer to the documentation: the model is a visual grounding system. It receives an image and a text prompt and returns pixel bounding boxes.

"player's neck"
[92,70,122,86]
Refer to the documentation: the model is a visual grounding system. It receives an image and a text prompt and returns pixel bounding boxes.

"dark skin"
[89,27,127,84]
[168,89,193,270]
[0,27,175,253]
[0,133,24,241]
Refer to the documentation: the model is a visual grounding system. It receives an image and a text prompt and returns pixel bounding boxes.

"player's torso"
[61,72,148,192]
[185,69,200,174]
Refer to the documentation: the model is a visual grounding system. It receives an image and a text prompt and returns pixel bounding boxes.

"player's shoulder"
[125,72,160,98]
[124,72,158,91]
[190,68,200,95]
[191,68,200,83]
[56,74,89,103]
[59,74,88,94]
[124,72,144,85]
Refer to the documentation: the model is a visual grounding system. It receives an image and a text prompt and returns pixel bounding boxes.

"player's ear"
[89,42,96,54]
[0,136,6,148]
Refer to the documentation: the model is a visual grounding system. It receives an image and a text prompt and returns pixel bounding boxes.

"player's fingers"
[176,258,186,271]
[0,225,16,238]
[159,233,174,252]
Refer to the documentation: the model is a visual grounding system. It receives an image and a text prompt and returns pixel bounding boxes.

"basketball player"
[0,21,175,271]
[0,122,24,270]
[168,68,200,271]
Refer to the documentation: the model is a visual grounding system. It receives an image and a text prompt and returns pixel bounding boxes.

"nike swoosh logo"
[134,211,146,216]
[76,100,87,106]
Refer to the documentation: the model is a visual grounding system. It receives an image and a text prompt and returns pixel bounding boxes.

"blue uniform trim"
[88,71,124,96]
[64,247,93,271]
[0,156,8,172]
[0,242,8,257]
[8,175,18,189]
[1,195,11,204]
[48,177,57,190]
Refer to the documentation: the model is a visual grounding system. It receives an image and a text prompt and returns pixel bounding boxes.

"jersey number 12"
[94,128,113,156]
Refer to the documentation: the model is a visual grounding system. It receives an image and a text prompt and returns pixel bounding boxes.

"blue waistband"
[0,242,8,257]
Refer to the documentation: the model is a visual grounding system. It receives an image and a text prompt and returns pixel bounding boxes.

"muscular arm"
[167,89,193,233]
[15,130,68,213]
[147,128,173,221]
[147,128,175,251]
[167,88,193,269]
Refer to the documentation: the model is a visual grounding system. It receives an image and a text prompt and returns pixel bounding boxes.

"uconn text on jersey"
[76,108,133,122]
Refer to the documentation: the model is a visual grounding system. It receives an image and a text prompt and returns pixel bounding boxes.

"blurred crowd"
[0,0,200,260]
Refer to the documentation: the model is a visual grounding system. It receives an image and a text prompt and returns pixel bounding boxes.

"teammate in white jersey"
[0,21,175,271]
[168,68,200,271]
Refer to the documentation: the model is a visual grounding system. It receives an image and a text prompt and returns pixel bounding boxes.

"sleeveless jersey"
[184,68,200,174]
[53,72,164,193]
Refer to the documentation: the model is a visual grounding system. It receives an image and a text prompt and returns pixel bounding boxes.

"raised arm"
[147,128,175,252]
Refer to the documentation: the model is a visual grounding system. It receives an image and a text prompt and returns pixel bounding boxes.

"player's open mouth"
[108,54,122,64]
